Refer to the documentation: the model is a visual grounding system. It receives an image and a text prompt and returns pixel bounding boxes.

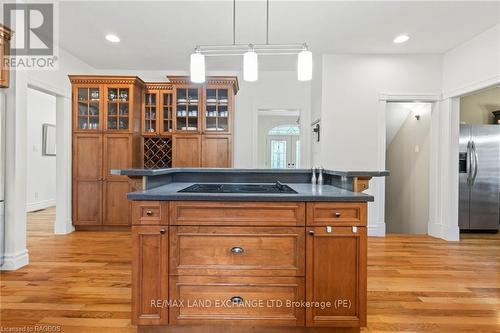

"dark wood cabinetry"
[131,200,367,330]
[132,226,169,325]
[305,226,367,327]
[70,75,238,229]
[0,25,12,88]
[70,76,144,229]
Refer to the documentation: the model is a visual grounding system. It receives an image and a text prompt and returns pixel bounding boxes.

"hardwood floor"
[1,207,499,332]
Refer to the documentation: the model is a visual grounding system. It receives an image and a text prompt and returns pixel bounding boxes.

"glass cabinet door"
[77,87,100,130]
[205,88,229,132]
[176,88,199,131]
[107,87,129,130]
[144,92,158,134]
[161,93,173,133]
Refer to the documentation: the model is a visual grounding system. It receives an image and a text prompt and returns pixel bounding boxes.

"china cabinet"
[70,76,144,229]
[0,24,12,88]
[70,75,238,229]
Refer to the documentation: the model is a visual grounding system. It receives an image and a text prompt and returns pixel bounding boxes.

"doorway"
[385,102,432,234]
[267,129,300,169]
[257,110,301,169]
[26,88,57,231]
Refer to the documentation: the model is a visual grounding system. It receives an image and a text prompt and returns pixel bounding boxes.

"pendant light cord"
[266,0,269,44]
[233,0,236,45]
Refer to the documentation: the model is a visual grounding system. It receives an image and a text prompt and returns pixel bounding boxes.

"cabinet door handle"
[230,246,244,254]
[159,229,166,234]
[308,230,315,236]
[335,212,342,218]
[230,296,244,304]
[146,210,153,216]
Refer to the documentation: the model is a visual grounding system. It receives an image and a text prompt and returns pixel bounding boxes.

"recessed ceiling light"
[393,34,409,44]
[105,34,120,43]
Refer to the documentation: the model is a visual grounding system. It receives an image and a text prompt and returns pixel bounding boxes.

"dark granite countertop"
[127,182,374,202]
[112,168,389,178]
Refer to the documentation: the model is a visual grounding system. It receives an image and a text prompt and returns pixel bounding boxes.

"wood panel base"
[138,326,360,333]
[74,225,130,231]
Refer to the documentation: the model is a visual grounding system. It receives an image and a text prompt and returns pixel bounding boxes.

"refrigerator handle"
[466,141,472,186]
[472,141,479,184]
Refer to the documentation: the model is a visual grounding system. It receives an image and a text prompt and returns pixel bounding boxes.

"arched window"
[268,124,300,136]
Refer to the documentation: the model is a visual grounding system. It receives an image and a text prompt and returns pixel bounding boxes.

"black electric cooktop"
[178,182,298,194]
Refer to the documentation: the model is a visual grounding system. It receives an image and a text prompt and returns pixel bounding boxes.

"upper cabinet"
[70,76,144,133]
[75,86,102,131]
[166,76,238,135]
[174,86,201,132]
[204,87,231,133]
[142,83,174,136]
[0,24,12,88]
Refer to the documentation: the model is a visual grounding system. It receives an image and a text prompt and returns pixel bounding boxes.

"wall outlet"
[414,145,420,153]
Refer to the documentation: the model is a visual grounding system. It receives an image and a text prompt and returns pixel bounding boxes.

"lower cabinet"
[131,201,367,329]
[132,226,169,325]
[103,180,131,225]
[73,180,102,225]
[169,276,305,326]
[201,135,231,168]
[305,226,367,327]
[172,135,201,167]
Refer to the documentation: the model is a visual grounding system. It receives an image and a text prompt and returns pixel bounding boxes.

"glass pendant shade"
[243,50,258,82]
[190,52,206,83]
[297,50,312,81]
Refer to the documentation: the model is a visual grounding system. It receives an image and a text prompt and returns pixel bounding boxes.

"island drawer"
[170,226,305,276]
[169,201,305,226]
[169,276,305,326]
[306,202,367,226]
[132,201,168,225]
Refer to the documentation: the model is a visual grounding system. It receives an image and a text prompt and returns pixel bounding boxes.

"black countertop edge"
[126,194,375,202]
[112,168,389,177]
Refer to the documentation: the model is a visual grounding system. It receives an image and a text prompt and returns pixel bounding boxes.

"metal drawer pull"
[160,229,166,234]
[230,247,244,254]
[335,212,342,218]
[231,296,244,304]
[146,209,153,216]
[308,230,315,236]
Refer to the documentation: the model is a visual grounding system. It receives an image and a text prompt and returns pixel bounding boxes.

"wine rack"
[144,137,172,168]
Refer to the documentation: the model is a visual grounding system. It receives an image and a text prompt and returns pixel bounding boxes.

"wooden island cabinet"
[70,75,238,228]
[131,200,368,331]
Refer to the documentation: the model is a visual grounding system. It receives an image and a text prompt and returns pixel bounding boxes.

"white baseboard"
[368,221,386,237]
[0,249,29,270]
[54,219,75,235]
[26,199,56,212]
[428,221,460,241]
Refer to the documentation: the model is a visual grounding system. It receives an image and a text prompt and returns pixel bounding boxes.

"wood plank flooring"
[1,207,499,332]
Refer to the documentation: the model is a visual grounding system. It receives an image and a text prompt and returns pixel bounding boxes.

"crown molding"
[144,82,173,90]
[167,76,239,94]
[0,24,12,40]
[68,75,145,86]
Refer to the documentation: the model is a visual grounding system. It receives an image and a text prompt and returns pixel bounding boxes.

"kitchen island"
[115,168,388,332]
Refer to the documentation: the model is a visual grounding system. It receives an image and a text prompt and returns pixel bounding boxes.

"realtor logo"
[3,2,58,70]
[4,3,54,56]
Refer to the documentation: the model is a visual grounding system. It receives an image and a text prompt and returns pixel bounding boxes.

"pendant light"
[243,45,258,82]
[190,0,312,82]
[297,45,312,81]
[190,48,205,83]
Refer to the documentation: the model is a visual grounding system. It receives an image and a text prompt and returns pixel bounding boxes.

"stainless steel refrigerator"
[459,125,500,231]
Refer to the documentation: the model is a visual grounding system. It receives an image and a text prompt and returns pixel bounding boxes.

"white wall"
[234,71,311,169]
[429,23,500,241]
[442,24,500,98]
[314,54,442,236]
[26,88,57,212]
[2,48,95,270]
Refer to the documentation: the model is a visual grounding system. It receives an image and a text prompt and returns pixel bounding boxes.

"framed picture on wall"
[42,123,56,156]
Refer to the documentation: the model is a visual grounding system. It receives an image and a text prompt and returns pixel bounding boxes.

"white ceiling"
[59,1,500,70]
